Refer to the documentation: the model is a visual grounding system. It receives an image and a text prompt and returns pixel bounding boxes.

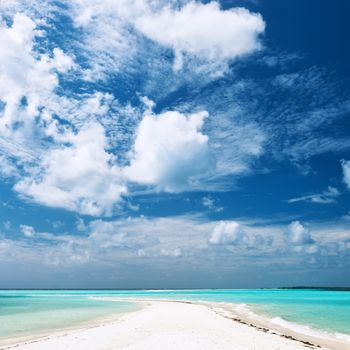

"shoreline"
[91,296,350,350]
[203,300,349,350]
[0,301,147,349]
[1,299,349,350]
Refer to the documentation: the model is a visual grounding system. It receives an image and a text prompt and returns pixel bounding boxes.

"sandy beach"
[1,299,348,350]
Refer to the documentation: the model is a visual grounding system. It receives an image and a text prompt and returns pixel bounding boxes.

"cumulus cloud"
[135,1,265,70]
[125,110,212,192]
[287,186,340,204]
[15,123,126,216]
[284,221,314,245]
[209,221,248,245]
[341,159,350,188]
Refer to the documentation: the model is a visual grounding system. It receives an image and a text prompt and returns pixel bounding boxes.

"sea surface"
[0,289,349,341]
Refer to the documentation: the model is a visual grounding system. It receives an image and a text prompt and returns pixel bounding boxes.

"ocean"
[0,289,349,342]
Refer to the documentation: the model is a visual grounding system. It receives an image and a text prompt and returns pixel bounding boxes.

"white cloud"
[20,224,35,237]
[202,196,215,209]
[1,215,349,281]
[69,0,145,79]
[160,247,182,257]
[140,95,155,114]
[15,123,126,216]
[0,0,18,10]
[287,186,340,204]
[0,6,268,215]
[202,196,223,212]
[0,154,16,177]
[202,105,266,186]
[209,221,248,245]
[76,218,87,231]
[51,48,75,73]
[0,13,133,217]
[284,221,314,245]
[0,14,74,137]
[86,215,214,260]
[125,110,212,192]
[341,159,350,189]
[0,0,55,19]
[67,0,265,76]
[135,1,265,70]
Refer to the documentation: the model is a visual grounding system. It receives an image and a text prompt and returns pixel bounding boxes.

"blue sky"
[0,0,349,288]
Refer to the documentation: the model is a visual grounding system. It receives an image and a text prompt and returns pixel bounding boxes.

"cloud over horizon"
[284,221,314,245]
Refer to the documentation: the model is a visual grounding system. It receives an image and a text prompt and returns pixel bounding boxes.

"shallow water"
[1,289,349,340]
[0,291,137,339]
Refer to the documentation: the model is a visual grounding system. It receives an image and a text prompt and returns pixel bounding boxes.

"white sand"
[0,300,341,350]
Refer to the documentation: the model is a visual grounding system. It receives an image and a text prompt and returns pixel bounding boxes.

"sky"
[0,0,349,289]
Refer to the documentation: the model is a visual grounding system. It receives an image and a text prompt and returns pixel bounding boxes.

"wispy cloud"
[287,186,340,204]
[341,159,350,189]
[201,196,224,212]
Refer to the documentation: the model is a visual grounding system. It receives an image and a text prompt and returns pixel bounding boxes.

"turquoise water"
[0,289,349,340]
[0,291,138,340]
